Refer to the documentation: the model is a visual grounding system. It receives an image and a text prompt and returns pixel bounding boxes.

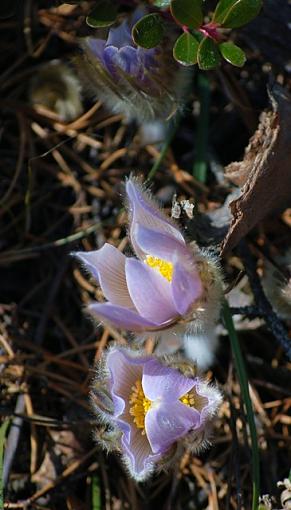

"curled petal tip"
[88,302,159,331]
[172,263,203,315]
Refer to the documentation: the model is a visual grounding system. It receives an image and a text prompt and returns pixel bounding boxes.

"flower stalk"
[222,300,260,510]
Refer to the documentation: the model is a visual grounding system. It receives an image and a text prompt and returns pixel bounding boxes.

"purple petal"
[106,348,147,417]
[172,262,202,315]
[88,302,159,331]
[126,179,185,259]
[145,401,200,454]
[105,45,140,76]
[103,45,119,76]
[118,46,140,75]
[76,244,134,308]
[135,224,189,263]
[130,6,146,28]
[142,360,195,401]
[105,347,161,480]
[120,425,160,480]
[125,258,177,324]
[74,250,101,283]
[106,19,132,48]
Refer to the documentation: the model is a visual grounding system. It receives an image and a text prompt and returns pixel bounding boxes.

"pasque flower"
[76,179,223,359]
[75,8,188,122]
[92,346,222,481]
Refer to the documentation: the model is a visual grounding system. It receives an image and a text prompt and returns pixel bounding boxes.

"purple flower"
[76,9,189,121]
[92,347,222,480]
[85,8,158,89]
[76,179,203,333]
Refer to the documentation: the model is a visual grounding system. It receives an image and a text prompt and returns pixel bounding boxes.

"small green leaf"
[132,13,164,49]
[170,0,203,29]
[221,0,262,28]
[197,37,221,70]
[219,41,246,66]
[86,0,118,28]
[92,475,101,510]
[213,0,238,23]
[153,0,171,7]
[173,32,199,66]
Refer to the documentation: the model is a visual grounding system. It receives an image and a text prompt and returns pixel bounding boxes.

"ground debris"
[222,84,291,254]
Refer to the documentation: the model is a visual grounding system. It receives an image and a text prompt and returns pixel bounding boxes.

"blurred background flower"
[74,8,189,122]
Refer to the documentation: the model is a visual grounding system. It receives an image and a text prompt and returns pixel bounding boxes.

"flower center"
[180,392,195,407]
[129,380,196,432]
[145,255,173,282]
[129,379,152,431]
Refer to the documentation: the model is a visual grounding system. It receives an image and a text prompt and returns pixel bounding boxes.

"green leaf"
[146,115,182,183]
[221,0,262,28]
[219,41,246,66]
[173,32,199,66]
[153,0,171,7]
[213,0,238,23]
[170,0,203,29]
[132,13,164,49]
[92,475,101,510]
[193,72,210,182]
[197,37,221,70]
[86,0,118,28]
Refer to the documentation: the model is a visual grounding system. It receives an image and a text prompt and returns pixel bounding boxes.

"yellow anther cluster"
[146,255,173,282]
[180,392,196,407]
[129,380,152,430]
[129,380,196,431]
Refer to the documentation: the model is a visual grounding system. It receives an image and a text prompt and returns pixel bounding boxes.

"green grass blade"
[193,72,210,183]
[222,300,260,510]
[146,115,181,183]
[92,474,101,510]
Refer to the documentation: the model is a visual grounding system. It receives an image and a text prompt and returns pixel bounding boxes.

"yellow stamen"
[129,381,197,432]
[180,392,196,407]
[145,255,173,282]
[129,380,152,431]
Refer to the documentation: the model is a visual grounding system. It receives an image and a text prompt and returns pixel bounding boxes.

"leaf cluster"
[86,0,263,70]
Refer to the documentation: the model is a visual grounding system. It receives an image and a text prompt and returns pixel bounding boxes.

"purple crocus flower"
[76,9,189,121]
[76,178,203,334]
[92,346,222,481]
